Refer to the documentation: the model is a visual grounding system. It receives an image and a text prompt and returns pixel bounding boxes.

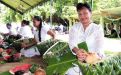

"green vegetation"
[43,41,77,75]
[36,39,58,55]
[0,71,11,75]
[78,54,121,75]
[78,42,88,52]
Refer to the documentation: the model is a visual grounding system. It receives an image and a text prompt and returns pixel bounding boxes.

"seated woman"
[21,16,55,57]
[107,24,118,38]
[18,20,34,39]
[6,23,18,36]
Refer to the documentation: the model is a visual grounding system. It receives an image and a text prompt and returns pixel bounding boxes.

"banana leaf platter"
[43,41,77,75]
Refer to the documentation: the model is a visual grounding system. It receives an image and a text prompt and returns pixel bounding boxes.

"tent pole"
[50,0,53,27]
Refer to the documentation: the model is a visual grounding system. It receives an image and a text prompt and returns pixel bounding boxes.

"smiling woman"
[68,2,105,74]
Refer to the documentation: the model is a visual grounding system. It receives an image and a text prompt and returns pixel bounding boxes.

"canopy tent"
[93,6,121,19]
[0,0,48,14]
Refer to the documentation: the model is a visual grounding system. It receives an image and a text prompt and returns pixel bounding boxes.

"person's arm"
[69,26,88,62]
[69,26,86,54]
[94,26,105,58]
[43,25,55,40]
[69,26,78,55]
[21,38,37,49]
[47,29,55,39]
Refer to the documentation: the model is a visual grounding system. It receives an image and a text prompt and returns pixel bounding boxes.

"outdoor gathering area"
[0,0,121,75]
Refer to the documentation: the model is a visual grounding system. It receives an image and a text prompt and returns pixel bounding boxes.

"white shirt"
[59,24,64,32]
[34,25,51,43]
[19,25,34,39]
[9,27,18,36]
[69,22,104,57]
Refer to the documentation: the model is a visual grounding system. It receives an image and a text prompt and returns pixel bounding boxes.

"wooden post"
[100,16,104,28]
[50,0,53,26]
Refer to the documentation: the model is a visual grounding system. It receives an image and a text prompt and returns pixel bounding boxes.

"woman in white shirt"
[6,23,18,36]
[69,3,105,61]
[19,20,34,39]
[33,16,55,42]
[67,2,105,75]
[21,16,55,57]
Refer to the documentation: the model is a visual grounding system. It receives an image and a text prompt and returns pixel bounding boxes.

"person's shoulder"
[24,25,31,29]
[42,24,50,28]
[92,23,103,30]
[92,23,103,32]
[42,25,51,31]
[71,22,81,29]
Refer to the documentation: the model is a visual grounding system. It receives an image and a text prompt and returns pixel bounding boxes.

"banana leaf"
[78,42,88,52]
[78,54,121,75]
[43,41,77,75]
[36,39,58,56]
[0,71,11,75]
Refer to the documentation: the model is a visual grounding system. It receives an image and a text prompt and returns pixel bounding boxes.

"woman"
[21,16,55,57]
[6,23,18,36]
[19,20,34,39]
[67,2,105,75]
[33,16,55,42]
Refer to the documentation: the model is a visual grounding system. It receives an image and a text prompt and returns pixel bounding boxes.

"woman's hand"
[21,43,28,48]
[85,52,101,64]
[76,49,88,62]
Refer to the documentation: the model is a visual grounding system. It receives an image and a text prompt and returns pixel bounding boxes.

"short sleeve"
[42,25,50,34]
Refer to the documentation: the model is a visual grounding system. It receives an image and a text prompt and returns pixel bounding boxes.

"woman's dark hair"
[22,20,26,24]
[6,23,11,26]
[26,21,30,25]
[33,16,42,42]
[76,2,91,12]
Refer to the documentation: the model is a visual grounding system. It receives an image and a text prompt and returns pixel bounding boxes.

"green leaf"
[78,42,88,52]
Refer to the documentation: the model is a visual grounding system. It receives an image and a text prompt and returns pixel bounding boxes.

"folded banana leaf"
[78,42,88,52]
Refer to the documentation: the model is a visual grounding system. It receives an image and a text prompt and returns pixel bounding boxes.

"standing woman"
[21,16,55,57]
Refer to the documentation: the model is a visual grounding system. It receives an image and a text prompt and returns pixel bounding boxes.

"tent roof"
[0,0,48,14]
[93,6,121,19]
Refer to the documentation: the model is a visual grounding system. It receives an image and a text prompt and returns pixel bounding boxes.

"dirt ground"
[0,56,45,73]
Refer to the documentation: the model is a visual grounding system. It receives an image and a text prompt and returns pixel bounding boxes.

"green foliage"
[78,55,121,75]
[1,0,121,25]
[96,0,121,9]
[43,41,77,75]
[0,71,11,75]
[29,64,40,73]
[78,42,88,52]
[36,39,58,55]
